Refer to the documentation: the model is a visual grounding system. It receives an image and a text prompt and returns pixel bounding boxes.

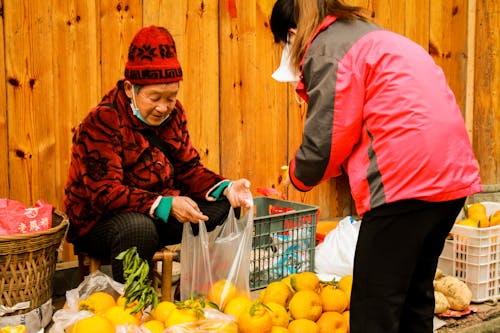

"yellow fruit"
[224,295,253,321]
[467,203,487,219]
[151,300,176,322]
[266,302,290,328]
[79,291,116,314]
[288,319,320,333]
[320,285,348,313]
[238,301,273,333]
[0,326,26,333]
[208,279,239,310]
[456,219,480,228]
[342,311,350,333]
[288,290,322,321]
[281,274,297,292]
[290,272,320,292]
[142,319,165,333]
[467,203,489,227]
[116,295,138,309]
[260,281,293,307]
[337,275,353,301]
[166,307,202,327]
[316,311,348,333]
[271,326,289,333]
[477,216,490,228]
[71,315,114,333]
[490,210,500,226]
[104,305,140,326]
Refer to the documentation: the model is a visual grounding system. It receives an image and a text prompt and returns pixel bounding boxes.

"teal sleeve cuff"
[209,180,231,200]
[154,196,172,223]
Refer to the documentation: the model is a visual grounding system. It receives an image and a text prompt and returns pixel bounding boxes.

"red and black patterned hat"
[125,26,183,85]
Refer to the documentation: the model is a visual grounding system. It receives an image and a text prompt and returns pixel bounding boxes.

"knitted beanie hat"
[124,26,183,85]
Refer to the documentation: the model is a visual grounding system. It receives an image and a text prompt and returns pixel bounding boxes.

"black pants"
[73,199,231,283]
[350,198,465,333]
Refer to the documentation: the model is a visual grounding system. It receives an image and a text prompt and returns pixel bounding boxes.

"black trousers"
[73,199,231,283]
[350,198,465,333]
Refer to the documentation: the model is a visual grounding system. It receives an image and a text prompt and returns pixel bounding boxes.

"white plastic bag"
[49,270,124,333]
[315,216,361,280]
[180,206,254,308]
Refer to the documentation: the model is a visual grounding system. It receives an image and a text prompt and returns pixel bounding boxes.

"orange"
[271,326,289,333]
[238,301,273,333]
[260,281,293,307]
[142,319,165,333]
[456,219,480,227]
[467,203,486,219]
[224,295,253,321]
[338,275,353,310]
[117,295,139,309]
[78,291,116,314]
[208,279,239,310]
[0,326,26,333]
[150,300,176,322]
[490,210,500,226]
[281,274,297,293]
[342,311,350,333]
[288,319,320,333]
[320,285,348,313]
[165,307,203,327]
[290,272,320,292]
[467,203,489,228]
[104,305,140,326]
[316,311,348,333]
[288,290,322,321]
[265,302,290,328]
[71,315,114,333]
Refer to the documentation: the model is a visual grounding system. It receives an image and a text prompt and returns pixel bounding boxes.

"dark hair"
[270,0,296,44]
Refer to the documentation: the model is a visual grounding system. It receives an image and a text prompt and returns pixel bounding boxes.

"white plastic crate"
[438,202,500,302]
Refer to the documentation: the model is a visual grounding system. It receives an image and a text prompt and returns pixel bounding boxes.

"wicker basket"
[0,210,68,315]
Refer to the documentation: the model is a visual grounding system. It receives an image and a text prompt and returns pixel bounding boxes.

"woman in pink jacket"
[270,1,482,332]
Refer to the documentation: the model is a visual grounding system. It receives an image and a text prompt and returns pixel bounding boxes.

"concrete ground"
[435,301,500,333]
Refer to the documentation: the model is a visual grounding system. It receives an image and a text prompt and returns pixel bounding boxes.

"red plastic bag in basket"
[0,199,54,236]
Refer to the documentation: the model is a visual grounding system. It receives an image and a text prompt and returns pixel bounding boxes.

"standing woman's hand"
[224,178,252,209]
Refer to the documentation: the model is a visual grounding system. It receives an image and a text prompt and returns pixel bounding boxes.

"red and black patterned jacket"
[64,80,225,241]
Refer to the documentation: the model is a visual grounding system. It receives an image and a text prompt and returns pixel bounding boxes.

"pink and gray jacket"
[290,16,482,216]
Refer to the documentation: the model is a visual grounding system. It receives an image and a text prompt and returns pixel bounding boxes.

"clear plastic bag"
[180,206,254,308]
[49,271,124,333]
[165,308,238,333]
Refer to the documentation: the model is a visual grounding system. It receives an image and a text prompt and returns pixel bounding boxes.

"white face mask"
[271,42,300,86]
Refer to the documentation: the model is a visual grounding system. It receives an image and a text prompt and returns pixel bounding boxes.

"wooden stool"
[76,245,180,301]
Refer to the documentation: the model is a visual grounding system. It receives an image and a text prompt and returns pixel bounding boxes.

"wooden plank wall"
[0,0,498,262]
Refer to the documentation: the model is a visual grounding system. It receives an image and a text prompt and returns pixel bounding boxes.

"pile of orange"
[67,274,352,333]
[231,271,353,333]
[67,283,242,333]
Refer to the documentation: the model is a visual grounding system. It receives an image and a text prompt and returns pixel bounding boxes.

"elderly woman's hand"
[224,178,252,209]
[171,196,209,223]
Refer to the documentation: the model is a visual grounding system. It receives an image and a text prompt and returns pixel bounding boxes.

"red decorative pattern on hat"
[125,26,183,85]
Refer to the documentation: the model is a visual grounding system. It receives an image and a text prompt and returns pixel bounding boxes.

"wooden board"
[473,0,499,184]
[0,0,7,198]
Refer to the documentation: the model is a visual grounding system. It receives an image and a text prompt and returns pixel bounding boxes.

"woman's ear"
[124,80,133,99]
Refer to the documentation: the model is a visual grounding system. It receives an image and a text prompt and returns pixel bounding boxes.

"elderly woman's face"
[126,81,179,126]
